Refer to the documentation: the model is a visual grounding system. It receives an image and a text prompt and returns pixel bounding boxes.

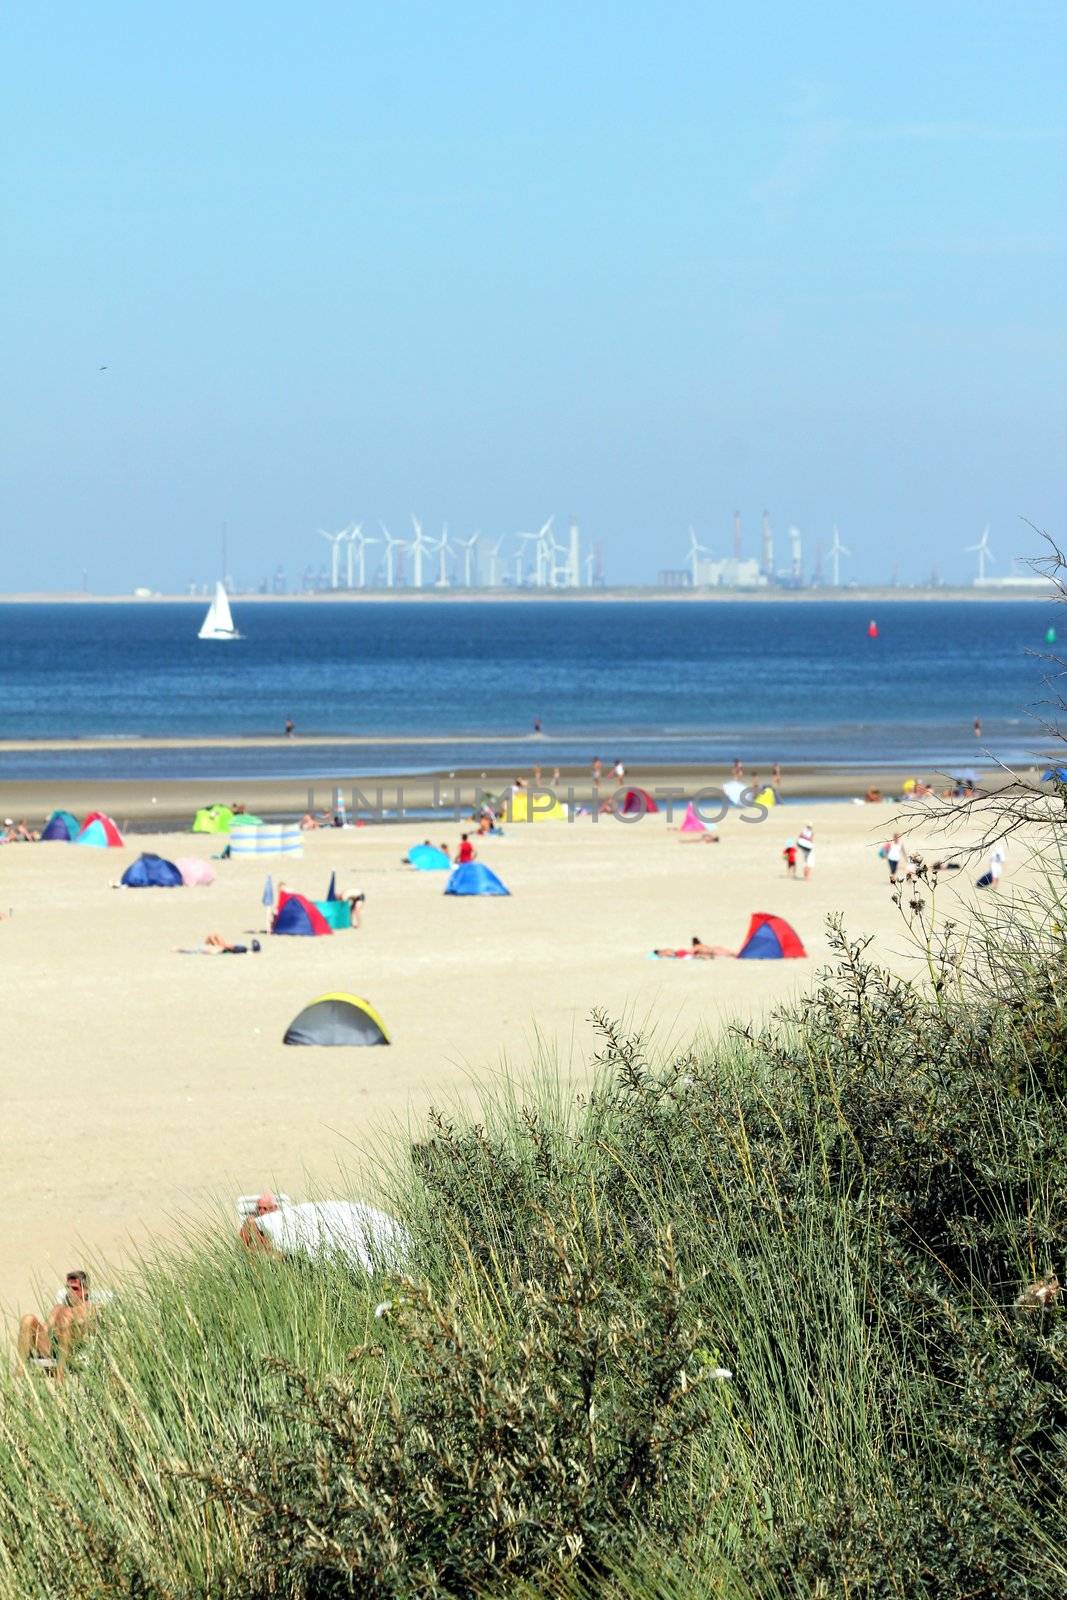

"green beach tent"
[192,804,234,834]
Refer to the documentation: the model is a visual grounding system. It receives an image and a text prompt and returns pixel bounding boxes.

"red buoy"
[867,619,879,639]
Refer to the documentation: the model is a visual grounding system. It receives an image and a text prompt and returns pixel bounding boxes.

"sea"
[0,599,1060,783]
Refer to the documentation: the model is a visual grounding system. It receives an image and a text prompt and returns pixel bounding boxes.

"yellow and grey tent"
[283,993,391,1047]
[508,788,568,823]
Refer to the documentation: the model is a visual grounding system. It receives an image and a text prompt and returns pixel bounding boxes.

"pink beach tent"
[679,802,707,834]
[74,812,124,848]
[176,857,217,887]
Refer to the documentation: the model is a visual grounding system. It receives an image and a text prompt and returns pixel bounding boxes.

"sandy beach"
[0,791,1004,1323]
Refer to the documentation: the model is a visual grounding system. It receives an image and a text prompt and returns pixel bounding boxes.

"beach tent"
[74,812,124,848]
[445,862,510,897]
[737,913,806,960]
[509,789,568,824]
[722,780,746,806]
[314,899,353,930]
[41,809,79,842]
[283,993,390,1047]
[176,857,217,887]
[407,844,451,871]
[1041,768,1067,783]
[753,787,777,808]
[192,804,234,834]
[620,787,659,815]
[679,802,707,834]
[121,852,184,888]
[272,891,332,936]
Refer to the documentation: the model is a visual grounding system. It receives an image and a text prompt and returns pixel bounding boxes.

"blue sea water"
[0,600,1059,781]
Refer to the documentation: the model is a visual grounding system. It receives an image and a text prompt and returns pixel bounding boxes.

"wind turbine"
[457,532,480,587]
[432,526,454,588]
[687,526,709,587]
[352,527,379,588]
[488,534,508,587]
[828,525,850,589]
[409,515,430,588]
[965,525,995,584]
[519,517,554,587]
[343,524,362,589]
[583,550,595,586]
[319,526,347,590]
[381,523,406,589]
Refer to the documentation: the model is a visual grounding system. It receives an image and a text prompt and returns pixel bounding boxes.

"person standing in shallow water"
[284,718,295,738]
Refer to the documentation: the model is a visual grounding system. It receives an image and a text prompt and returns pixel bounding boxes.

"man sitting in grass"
[17,1269,97,1378]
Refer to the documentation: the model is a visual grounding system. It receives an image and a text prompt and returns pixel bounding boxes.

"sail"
[198,581,240,640]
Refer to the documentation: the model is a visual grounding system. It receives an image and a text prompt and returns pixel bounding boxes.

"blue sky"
[3,2,1065,589]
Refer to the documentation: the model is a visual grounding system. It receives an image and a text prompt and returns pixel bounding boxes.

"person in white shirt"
[885,833,906,883]
[240,1193,409,1275]
[988,841,1007,888]
[796,824,815,880]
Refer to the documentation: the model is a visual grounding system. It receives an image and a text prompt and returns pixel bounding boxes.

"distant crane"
[965,525,995,583]
[761,512,774,579]
[687,526,709,587]
[828,525,850,589]
[319,527,347,590]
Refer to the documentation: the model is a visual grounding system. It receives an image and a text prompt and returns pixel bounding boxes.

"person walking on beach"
[284,718,295,738]
[613,758,626,782]
[783,839,798,878]
[885,833,906,883]
[796,823,814,879]
[772,762,783,797]
[533,717,542,736]
[592,757,602,783]
[455,833,476,864]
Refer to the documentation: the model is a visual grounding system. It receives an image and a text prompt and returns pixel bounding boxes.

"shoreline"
[0,762,1023,830]
[0,587,1054,605]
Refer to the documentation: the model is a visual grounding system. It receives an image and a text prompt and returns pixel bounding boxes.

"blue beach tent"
[408,844,451,871]
[121,852,184,888]
[445,862,510,897]
[272,892,332,936]
[737,913,806,960]
[42,809,79,842]
[1041,768,1067,783]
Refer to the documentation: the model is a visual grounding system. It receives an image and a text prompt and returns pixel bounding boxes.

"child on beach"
[783,840,798,878]
[796,824,814,879]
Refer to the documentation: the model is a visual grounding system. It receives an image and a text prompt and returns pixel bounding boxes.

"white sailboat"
[198,581,242,640]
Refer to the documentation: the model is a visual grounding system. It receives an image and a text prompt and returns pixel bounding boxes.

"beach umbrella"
[262,874,274,907]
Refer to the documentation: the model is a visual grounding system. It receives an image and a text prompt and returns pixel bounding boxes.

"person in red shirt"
[783,841,798,877]
[456,834,476,864]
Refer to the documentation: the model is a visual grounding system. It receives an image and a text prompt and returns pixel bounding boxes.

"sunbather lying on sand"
[18,1270,98,1379]
[653,937,736,959]
[179,933,262,954]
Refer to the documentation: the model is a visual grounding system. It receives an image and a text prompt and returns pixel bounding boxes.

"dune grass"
[1,897,1065,1597]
